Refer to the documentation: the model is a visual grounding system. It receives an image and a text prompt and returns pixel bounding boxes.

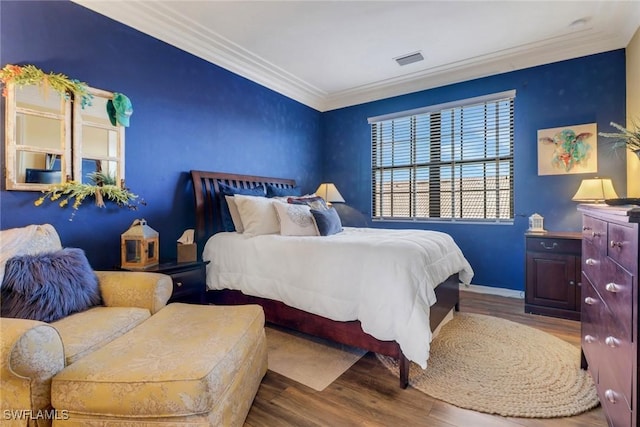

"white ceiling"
[72,1,640,112]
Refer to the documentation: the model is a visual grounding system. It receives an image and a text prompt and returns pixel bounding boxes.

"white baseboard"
[460,283,524,299]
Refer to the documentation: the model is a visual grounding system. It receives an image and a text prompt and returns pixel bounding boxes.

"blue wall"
[322,51,627,290]
[0,1,322,270]
[0,1,627,291]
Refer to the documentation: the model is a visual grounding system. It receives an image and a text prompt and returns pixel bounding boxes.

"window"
[370,91,515,223]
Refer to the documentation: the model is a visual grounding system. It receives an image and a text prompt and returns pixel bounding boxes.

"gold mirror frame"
[73,87,125,187]
[4,81,71,191]
[4,83,125,191]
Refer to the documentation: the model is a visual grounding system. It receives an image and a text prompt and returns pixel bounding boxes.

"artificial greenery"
[0,64,92,108]
[599,120,640,152]
[34,174,144,220]
[86,171,118,186]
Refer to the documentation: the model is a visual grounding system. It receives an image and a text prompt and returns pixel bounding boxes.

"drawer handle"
[540,242,558,250]
[604,389,618,404]
[176,281,183,287]
[583,226,592,231]
[591,231,601,238]
[610,240,623,249]
[584,297,597,305]
[585,258,597,266]
[584,335,596,344]
[605,282,620,293]
[605,336,620,348]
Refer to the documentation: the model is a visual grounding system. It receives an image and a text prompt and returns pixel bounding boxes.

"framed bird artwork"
[537,123,597,175]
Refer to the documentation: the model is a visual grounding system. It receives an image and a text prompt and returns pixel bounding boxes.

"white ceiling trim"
[320,26,627,111]
[75,1,328,109]
[73,1,639,113]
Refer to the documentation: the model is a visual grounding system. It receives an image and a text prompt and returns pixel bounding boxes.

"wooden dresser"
[578,204,640,427]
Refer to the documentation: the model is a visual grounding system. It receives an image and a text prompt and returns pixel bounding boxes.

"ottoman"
[51,303,267,427]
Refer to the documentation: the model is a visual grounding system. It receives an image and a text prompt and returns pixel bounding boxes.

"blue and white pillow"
[273,202,318,236]
[287,195,328,211]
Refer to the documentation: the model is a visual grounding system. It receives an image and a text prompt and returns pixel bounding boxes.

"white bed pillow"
[234,194,282,236]
[273,202,319,236]
[224,195,244,233]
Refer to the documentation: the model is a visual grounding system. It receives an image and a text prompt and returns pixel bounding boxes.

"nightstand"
[525,231,582,320]
[120,260,208,304]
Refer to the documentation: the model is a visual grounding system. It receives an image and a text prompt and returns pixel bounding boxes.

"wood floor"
[244,290,607,427]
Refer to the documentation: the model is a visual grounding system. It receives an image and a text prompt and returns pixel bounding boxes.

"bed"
[190,170,474,388]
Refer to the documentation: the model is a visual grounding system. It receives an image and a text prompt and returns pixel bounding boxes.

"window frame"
[4,83,126,191]
[369,90,515,224]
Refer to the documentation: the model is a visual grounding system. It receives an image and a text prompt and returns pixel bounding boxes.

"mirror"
[5,83,125,191]
[4,82,71,190]
[73,87,125,187]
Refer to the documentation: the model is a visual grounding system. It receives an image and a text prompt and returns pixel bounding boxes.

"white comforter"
[202,227,474,368]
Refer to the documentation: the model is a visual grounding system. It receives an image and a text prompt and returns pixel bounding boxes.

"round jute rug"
[377,313,599,418]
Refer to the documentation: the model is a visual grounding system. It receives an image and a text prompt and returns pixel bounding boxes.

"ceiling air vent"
[395,51,424,66]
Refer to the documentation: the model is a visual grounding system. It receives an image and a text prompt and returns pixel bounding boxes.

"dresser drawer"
[608,222,637,273]
[598,379,632,427]
[171,268,203,288]
[580,275,602,381]
[599,344,633,427]
[599,258,634,341]
[170,269,204,301]
[582,240,603,283]
[582,215,607,251]
[526,236,581,253]
[598,306,633,410]
[165,264,207,303]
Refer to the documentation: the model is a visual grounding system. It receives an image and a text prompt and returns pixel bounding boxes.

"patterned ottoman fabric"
[52,306,151,365]
[51,303,267,423]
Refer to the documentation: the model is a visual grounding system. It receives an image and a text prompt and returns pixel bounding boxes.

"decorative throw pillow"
[266,183,302,198]
[218,182,266,232]
[1,248,102,322]
[234,194,283,236]
[0,223,63,286]
[225,195,245,233]
[311,207,343,236]
[288,195,329,211]
[273,202,318,236]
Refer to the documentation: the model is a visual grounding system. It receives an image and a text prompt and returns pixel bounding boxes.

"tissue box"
[177,243,197,263]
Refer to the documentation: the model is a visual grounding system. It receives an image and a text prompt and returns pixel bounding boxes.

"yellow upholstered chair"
[0,224,172,427]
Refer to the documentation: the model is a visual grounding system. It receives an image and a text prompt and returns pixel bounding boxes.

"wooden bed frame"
[190,170,460,388]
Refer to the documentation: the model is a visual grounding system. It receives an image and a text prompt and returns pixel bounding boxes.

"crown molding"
[73,1,636,113]
[73,1,328,110]
[319,26,628,111]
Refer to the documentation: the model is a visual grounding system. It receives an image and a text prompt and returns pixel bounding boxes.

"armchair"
[0,224,172,426]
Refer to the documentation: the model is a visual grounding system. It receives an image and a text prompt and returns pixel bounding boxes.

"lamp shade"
[572,178,619,202]
[315,183,345,203]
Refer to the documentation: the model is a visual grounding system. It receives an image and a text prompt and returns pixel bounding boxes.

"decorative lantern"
[528,213,546,234]
[120,219,159,269]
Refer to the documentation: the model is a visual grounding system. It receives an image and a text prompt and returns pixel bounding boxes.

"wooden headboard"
[190,170,296,245]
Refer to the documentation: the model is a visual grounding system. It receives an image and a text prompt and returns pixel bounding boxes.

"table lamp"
[315,183,345,205]
[572,178,618,203]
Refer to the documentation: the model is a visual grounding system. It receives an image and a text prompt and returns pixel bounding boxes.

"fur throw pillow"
[1,248,102,322]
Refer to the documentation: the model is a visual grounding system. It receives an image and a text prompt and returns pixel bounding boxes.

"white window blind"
[370,91,515,222]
